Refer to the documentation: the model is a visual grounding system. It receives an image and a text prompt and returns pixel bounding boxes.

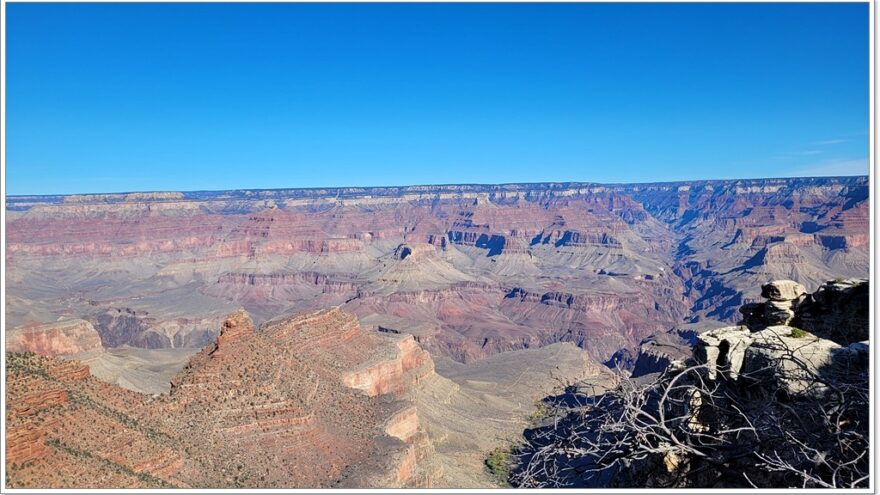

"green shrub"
[527,401,550,425]
[485,446,513,485]
[790,327,808,338]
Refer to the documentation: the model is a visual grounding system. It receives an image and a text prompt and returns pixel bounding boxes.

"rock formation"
[510,277,869,489]
[793,278,869,344]
[739,279,806,326]
[701,278,868,388]
[631,329,698,378]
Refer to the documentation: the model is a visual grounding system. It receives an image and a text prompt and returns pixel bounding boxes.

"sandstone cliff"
[7,319,103,357]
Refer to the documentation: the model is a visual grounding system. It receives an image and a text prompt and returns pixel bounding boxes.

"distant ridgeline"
[7,175,868,209]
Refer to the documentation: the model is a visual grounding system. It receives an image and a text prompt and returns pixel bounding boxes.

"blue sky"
[6,3,870,195]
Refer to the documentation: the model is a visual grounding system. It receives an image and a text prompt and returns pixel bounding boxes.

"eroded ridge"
[6,309,441,488]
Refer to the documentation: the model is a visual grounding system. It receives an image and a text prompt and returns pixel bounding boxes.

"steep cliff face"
[7,319,104,357]
[343,335,435,396]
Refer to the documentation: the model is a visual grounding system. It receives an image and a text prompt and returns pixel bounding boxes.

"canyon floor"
[4,176,869,487]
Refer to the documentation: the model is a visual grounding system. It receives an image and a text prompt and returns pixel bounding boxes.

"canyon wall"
[6,177,868,364]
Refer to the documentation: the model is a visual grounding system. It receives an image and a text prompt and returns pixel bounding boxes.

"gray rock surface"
[695,326,752,380]
[760,280,807,302]
[763,300,795,326]
[742,326,842,397]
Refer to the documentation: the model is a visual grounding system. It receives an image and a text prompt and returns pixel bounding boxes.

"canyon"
[4,176,870,487]
[7,177,867,365]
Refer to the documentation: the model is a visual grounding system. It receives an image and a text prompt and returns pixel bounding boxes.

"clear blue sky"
[6,3,870,195]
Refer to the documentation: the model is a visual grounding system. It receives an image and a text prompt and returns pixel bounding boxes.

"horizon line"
[4,173,869,199]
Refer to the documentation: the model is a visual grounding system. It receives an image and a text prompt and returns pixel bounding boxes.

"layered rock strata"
[6,177,868,366]
[6,309,441,488]
[7,320,104,357]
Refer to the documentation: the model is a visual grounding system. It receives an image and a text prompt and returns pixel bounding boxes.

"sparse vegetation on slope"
[485,447,514,485]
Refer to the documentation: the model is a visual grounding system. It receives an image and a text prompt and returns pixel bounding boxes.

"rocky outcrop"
[7,319,104,357]
[385,406,421,442]
[740,327,847,396]
[699,278,870,396]
[793,278,868,344]
[761,279,807,301]
[214,309,253,349]
[695,325,753,380]
[696,323,857,396]
[630,331,694,378]
[394,243,436,261]
[739,278,868,345]
[343,335,435,396]
[739,280,806,327]
[603,348,635,371]
[512,277,869,489]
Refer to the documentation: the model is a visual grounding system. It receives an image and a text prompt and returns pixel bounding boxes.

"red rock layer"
[6,309,439,489]
[7,320,104,357]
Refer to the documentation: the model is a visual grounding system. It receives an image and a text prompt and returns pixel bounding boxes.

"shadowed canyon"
[5,176,869,487]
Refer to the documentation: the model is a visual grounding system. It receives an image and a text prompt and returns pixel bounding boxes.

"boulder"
[760,280,806,302]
